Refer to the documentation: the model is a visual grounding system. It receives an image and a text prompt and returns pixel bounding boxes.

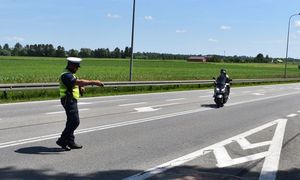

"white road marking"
[227,91,300,106]
[166,98,185,102]
[151,103,179,108]
[125,119,287,180]
[259,119,288,180]
[286,114,297,117]
[46,111,65,115]
[199,95,212,98]
[134,103,179,113]
[119,102,147,107]
[78,102,93,105]
[46,108,89,115]
[133,103,179,113]
[134,107,161,113]
[93,99,128,103]
[243,91,252,94]
[236,137,271,150]
[214,146,268,168]
[252,93,264,96]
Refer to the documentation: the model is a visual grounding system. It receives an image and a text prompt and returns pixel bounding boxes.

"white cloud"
[3,36,25,42]
[107,13,121,19]
[144,16,153,21]
[220,25,232,30]
[175,29,186,33]
[208,38,218,42]
[295,21,300,28]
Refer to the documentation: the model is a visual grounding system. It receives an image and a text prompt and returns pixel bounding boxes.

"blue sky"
[0,0,300,58]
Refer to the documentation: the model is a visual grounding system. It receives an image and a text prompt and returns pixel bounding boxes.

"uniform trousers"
[59,97,80,145]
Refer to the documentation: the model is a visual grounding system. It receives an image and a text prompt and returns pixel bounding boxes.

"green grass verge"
[1,56,300,83]
[1,56,300,103]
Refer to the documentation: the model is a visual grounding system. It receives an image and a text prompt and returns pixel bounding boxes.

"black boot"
[56,139,71,151]
[68,143,83,149]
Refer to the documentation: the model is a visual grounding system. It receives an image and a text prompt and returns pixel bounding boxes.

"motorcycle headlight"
[216,88,220,91]
[221,88,225,92]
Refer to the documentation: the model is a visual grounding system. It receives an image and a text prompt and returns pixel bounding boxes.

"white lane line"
[119,102,147,107]
[228,91,300,107]
[134,107,161,113]
[166,98,185,102]
[252,93,264,96]
[46,108,89,115]
[286,114,297,118]
[94,99,128,103]
[78,102,93,105]
[151,102,179,108]
[242,91,252,94]
[46,111,65,115]
[199,95,212,98]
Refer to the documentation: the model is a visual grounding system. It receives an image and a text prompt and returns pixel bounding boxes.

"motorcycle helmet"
[220,69,226,74]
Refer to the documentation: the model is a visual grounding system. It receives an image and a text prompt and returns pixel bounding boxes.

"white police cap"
[67,57,82,64]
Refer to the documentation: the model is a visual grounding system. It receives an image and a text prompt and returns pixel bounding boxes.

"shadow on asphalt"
[0,165,299,180]
[201,104,219,109]
[15,146,65,155]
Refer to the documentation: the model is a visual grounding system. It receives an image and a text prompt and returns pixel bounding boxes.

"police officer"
[56,57,103,151]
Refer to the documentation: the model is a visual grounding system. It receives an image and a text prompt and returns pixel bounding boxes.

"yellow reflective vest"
[59,69,80,100]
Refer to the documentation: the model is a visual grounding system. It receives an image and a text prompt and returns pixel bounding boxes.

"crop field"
[0,56,300,84]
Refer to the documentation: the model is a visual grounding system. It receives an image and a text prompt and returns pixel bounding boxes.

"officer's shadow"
[15,146,65,155]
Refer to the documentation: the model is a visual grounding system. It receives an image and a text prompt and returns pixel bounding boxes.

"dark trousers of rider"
[59,97,80,145]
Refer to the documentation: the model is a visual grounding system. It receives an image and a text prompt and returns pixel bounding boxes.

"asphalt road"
[0,83,300,180]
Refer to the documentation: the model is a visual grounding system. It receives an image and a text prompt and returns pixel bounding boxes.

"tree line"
[0,42,297,63]
[0,43,189,60]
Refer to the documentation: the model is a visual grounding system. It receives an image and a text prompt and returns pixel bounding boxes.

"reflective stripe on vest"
[59,70,80,100]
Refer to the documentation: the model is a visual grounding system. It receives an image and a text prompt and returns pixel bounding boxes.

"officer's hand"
[94,80,104,87]
[80,87,86,93]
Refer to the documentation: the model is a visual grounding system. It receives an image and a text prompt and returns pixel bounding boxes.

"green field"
[0,56,299,83]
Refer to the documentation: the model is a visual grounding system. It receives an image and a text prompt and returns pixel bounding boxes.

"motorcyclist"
[216,69,231,96]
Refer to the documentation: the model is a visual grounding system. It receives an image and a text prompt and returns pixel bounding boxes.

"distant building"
[187,56,208,62]
[272,59,283,63]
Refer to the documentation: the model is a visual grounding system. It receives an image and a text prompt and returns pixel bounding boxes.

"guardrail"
[1,78,300,91]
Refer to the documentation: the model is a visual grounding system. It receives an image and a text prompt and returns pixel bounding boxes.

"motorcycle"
[213,77,231,108]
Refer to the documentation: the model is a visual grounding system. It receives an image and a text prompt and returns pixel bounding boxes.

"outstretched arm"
[76,79,104,87]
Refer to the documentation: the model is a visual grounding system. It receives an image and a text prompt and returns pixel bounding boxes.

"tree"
[56,46,66,57]
[255,53,264,63]
[68,49,79,57]
[79,48,92,57]
[12,43,23,56]
[124,46,131,58]
[3,44,10,51]
[0,49,11,56]
[112,47,121,58]
[45,44,56,57]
